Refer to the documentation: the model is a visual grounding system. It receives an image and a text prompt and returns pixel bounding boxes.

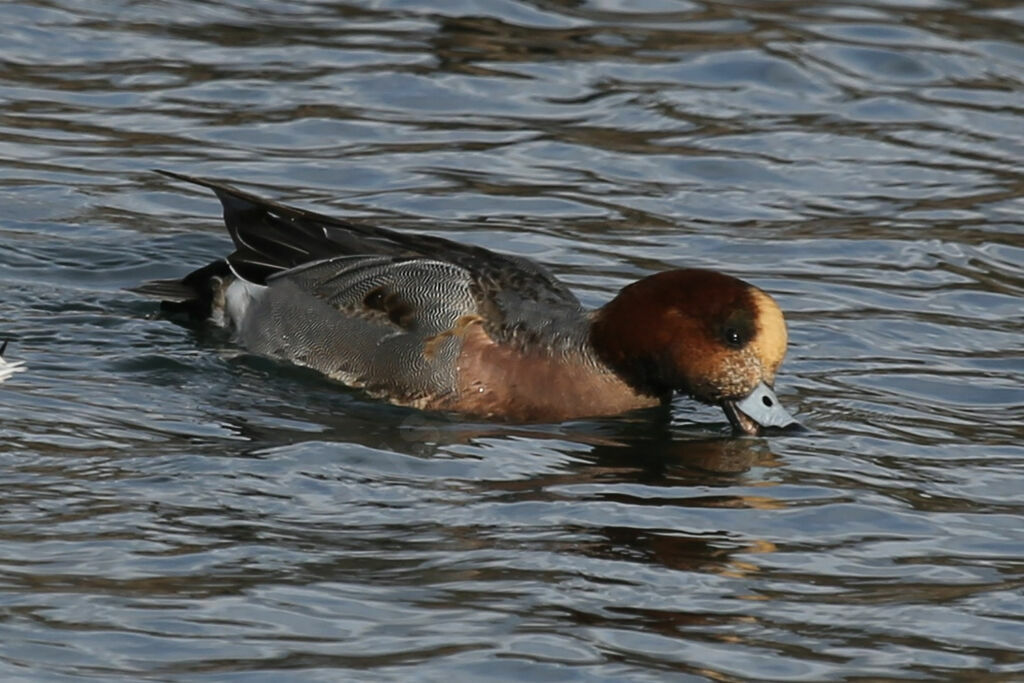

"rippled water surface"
[2,0,1023,680]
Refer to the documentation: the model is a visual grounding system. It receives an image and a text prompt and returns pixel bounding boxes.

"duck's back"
[154,172,584,341]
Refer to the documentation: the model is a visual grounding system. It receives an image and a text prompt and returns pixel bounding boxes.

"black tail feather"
[130,278,196,302]
[133,259,233,321]
[155,169,374,284]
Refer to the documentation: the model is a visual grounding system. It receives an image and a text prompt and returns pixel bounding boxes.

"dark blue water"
[2,1,1023,680]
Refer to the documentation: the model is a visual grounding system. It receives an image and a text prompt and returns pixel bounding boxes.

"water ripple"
[2,0,1023,680]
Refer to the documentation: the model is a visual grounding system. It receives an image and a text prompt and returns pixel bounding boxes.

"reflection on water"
[2,0,1023,680]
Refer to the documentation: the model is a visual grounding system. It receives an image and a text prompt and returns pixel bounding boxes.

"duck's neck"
[589,319,673,401]
[588,272,701,399]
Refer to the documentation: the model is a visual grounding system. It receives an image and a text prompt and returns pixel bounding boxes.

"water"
[2,0,1023,680]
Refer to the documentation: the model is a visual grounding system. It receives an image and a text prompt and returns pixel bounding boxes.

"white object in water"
[0,341,26,382]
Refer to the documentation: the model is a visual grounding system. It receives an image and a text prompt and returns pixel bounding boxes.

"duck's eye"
[724,327,743,348]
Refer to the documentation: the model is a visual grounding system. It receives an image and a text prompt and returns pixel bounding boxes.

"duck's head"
[591,268,798,435]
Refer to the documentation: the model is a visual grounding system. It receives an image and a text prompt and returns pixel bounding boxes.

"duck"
[141,171,798,435]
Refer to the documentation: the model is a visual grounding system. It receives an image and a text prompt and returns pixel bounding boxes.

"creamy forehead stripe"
[750,288,787,372]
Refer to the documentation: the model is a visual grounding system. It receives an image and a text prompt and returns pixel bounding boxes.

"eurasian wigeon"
[142,171,798,435]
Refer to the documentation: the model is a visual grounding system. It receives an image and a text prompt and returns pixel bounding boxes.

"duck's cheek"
[676,353,749,402]
[671,351,727,400]
[709,353,763,400]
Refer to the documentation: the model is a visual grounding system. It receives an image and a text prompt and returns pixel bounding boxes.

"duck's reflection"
[222,373,782,477]
[208,367,786,584]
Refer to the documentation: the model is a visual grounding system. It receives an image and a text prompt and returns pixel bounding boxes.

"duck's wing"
[236,255,481,403]
[152,171,587,347]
